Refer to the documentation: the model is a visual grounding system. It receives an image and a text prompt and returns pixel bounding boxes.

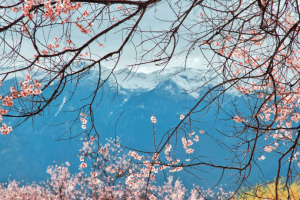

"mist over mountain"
[0,66,279,192]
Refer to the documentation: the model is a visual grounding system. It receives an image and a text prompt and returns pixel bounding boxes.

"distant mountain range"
[0,66,283,192]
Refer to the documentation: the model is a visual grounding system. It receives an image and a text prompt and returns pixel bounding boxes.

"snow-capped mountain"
[85,66,217,98]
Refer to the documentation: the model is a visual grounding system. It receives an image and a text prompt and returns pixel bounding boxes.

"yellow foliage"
[235,177,300,200]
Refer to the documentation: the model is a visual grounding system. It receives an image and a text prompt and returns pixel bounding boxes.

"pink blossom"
[151,115,157,123]
[194,135,199,142]
[180,114,185,120]
[264,145,273,153]
[186,148,194,154]
[80,162,87,168]
[233,115,242,123]
[258,155,266,160]
[80,113,87,118]
[90,136,96,141]
[90,172,97,177]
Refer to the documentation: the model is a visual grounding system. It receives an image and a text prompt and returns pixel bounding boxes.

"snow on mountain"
[90,66,217,98]
[6,63,225,99]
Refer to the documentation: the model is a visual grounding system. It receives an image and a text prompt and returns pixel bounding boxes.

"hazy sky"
[4,1,211,78]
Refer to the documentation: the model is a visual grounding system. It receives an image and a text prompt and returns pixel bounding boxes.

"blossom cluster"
[78,135,94,170]
[151,114,157,123]
[123,116,203,187]
[233,115,247,123]
[0,73,42,135]
[80,112,87,129]
[0,160,234,199]
[225,37,300,162]
[15,0,82,21]
[75,10,92,34]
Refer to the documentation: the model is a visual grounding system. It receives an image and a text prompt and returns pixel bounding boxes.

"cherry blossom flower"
[264,145,273,153]
[80,117,87,124]
[90,172,97,177]
[186,148,194,154]
[80,113,86,117]
[214,41,220,46]
[149,194,157,200]
[151,115,157,123]
[258,155,266,160]
[200,13,204,19]
[90,136,96,141]
[80,162,87,168]
[233,115,242,123]
[194,135,199,142]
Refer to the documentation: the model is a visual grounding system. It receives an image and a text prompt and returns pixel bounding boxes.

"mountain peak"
[97,66,206,98]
